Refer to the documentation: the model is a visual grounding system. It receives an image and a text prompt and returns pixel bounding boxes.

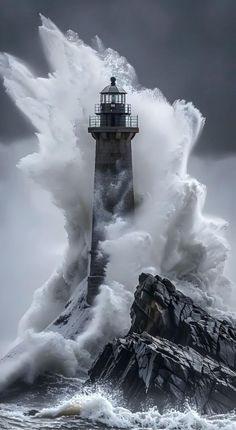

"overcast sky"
[0,0,235,157]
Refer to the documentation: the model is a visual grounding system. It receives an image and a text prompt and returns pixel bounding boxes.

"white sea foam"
[0,15,235,388]
[29,391,236,429]
[1,392,236,429]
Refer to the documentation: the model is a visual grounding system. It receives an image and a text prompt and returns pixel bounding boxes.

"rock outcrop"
[89,273,236,414]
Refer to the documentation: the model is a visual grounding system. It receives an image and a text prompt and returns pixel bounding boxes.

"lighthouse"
[87,77,139,303]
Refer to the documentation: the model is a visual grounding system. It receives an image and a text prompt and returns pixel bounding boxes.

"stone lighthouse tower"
[87,77,139,303]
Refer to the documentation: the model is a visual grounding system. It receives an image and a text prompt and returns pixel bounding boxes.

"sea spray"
[3,392,236,429]
[0,15,234,388]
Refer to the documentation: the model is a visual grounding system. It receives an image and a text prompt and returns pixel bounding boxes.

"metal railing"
[89,115,138,128]
[95,104,131,114]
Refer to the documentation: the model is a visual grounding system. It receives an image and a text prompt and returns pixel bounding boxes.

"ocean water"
[0,15,236,430]
[1,375,236,430]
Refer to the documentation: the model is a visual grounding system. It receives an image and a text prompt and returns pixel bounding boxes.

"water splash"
[34,391,236,428]
[2,391,236,429]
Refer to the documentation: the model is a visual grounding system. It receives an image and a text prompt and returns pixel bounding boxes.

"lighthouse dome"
[101,77,126,94]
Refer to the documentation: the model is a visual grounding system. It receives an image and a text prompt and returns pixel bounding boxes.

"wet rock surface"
[89,273,236,414]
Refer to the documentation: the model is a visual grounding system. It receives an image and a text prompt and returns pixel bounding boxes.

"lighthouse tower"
[87,77,139,303]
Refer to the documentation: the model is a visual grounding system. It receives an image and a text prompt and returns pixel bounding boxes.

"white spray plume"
[74,282,133,371]
[0,15,234,387]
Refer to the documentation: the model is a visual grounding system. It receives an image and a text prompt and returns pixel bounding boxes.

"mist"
[189,155,236,284]
[0,139,66,354]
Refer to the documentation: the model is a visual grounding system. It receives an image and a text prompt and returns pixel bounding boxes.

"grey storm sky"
[0,0,235,157]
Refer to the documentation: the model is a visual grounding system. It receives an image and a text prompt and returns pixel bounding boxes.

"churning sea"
[1,374,236,430]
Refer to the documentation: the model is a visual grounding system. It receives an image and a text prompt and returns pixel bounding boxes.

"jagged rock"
[131,274,236,370]
[90,332,236,414]
[89,273,236,413]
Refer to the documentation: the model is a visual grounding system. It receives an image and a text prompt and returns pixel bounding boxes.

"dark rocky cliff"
[89,273,236,414]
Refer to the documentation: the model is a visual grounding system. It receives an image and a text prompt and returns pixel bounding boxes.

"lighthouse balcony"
[95,104,131,114]
[89,115,138,129]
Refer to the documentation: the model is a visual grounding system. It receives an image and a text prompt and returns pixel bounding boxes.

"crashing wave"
[0,15,234,388]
